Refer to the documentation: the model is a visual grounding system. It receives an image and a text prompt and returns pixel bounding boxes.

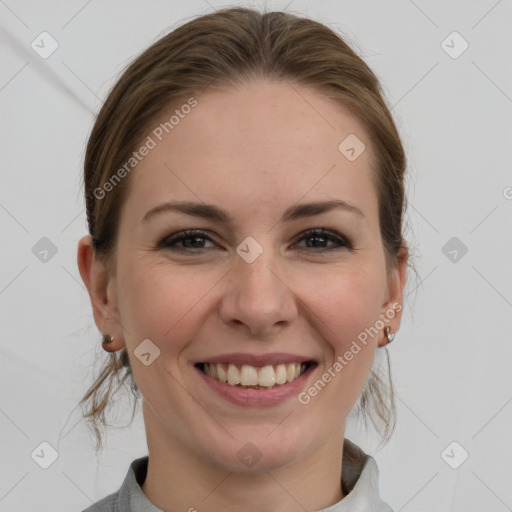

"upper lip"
[195,352,316,367]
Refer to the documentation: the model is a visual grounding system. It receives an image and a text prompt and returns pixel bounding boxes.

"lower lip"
[196,366,315,407]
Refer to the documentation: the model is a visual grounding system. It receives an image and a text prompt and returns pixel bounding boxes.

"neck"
[140,403,346,512]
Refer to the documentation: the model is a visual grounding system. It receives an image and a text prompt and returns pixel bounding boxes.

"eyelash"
[157,227,353,253]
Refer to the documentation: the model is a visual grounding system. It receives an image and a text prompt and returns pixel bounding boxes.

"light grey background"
[1,1,511,511]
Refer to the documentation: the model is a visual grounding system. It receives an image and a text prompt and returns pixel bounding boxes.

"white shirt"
[82,439,394,511]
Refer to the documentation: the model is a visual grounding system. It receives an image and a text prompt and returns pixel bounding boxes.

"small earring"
[384,326,395,343]
[102,334,114,345]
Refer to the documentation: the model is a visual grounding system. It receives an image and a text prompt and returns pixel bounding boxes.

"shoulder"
[81,491,119,512]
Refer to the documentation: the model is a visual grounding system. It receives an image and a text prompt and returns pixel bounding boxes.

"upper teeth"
[203,362,305,388]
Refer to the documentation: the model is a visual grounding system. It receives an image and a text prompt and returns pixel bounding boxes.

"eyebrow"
[141,199,365,225]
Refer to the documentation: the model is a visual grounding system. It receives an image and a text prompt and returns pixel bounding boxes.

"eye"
[157,229,216,251]
[292,228,352,251]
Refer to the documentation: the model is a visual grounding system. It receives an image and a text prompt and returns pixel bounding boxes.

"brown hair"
[79,7,412,452]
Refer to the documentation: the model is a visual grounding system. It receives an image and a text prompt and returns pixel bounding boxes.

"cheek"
[117,259,219,352]
[299,267,383,404]
[303,265,384,351]
[116,262,209,409]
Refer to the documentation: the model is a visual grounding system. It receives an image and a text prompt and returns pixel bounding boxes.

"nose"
[218,243,298,338]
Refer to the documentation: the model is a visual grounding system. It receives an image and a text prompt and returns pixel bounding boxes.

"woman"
[77,7,410,511]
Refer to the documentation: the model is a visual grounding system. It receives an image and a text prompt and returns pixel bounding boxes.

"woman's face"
[92,79,406,471]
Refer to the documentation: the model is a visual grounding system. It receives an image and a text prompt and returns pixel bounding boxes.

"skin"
[78,78,408,512]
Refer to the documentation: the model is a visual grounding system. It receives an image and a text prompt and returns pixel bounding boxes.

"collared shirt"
[82,439,394,511]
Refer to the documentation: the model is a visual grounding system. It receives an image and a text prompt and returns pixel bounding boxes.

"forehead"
[121,79,379,230]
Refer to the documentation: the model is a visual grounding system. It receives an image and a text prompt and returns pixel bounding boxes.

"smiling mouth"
[195,361,317,389]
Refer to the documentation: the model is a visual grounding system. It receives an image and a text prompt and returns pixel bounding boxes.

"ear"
[77,235,125,351]
[378,245,408,347]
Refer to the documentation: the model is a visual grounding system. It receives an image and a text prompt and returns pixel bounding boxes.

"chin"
[200,426,313,474]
